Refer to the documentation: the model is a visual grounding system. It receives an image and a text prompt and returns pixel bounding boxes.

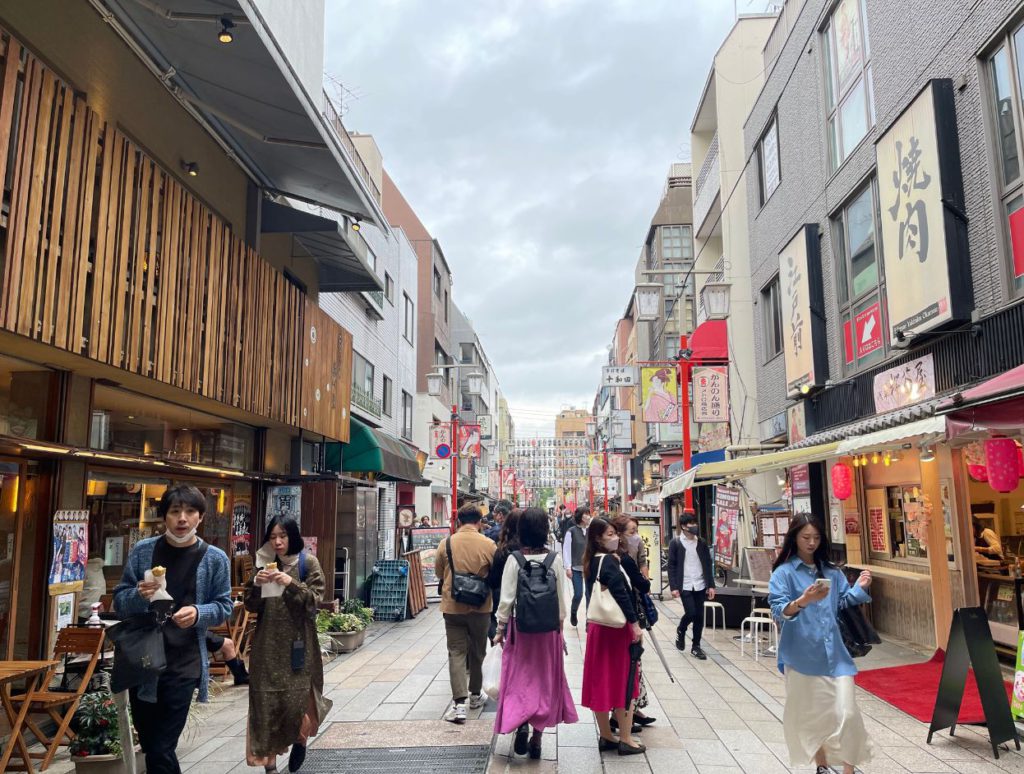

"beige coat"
[434,525,496,614]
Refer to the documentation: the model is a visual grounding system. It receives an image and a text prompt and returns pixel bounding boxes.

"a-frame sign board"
[927,607,1020,759]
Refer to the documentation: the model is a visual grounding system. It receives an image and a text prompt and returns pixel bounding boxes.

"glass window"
[444,290,449,322]
[384,273,394,304]
[823,0,873,171]
[761,276,784,360]
[0,354,55,441]
[403,293,415,342]
[352,352,374,397]
[660,225,693,261]
[433,267,441,297]
[382,376,393,417]
[401,391,413,440]
[758,116,780,204]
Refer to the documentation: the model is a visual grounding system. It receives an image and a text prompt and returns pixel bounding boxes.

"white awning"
[659,467,699,500]
[836,416,947,455]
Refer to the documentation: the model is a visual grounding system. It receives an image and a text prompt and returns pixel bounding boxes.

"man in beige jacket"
[435,504,496,723]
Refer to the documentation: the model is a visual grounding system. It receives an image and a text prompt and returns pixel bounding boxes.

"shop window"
[867,485,929,560]
[90,385,255,471]
[822,0,874,171]
[986,30,1024,297]
[757,114,781,205]
[832,181,887,373]
[403,293,415,343]
[0,354,55,441]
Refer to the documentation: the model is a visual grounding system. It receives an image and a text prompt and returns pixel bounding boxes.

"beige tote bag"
[586,554,627,628]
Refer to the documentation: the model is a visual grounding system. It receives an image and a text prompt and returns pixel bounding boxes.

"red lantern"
[831,462,853,501]
[968,464,989,482]
[985,438,1020,493]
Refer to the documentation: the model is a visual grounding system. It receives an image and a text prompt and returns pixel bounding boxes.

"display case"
[980,572,1020,648]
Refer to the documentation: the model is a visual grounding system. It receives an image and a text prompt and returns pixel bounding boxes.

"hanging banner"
[779,225,828,395]
[49,510,90,595]
[232,498,252,556]
[587,454,604,478]
[640,366,680,423]
[713,486,741,568]
[478,414,493,440]
[267,485,302,528]
[602,365,639,387]
[503,468,516,490]
[692,366,728,423]
[875,79,969,339]
[457,425,481,458]
[489,469,500,492]
[430,424,452,458]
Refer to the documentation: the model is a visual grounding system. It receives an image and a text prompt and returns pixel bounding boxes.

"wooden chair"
[11,626,104,770]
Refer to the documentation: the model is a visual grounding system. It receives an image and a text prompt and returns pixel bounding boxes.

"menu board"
[745,547,776,584]
[409,527,450,591]
[868,506,887,553]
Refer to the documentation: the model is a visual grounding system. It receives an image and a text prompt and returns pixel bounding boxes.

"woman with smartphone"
[768,515,873,774]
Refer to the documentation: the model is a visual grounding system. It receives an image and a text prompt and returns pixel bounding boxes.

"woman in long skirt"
[493,508,577,759]
[245,516,332,773]
[768,514,873,774]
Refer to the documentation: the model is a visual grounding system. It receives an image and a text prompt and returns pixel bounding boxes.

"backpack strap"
[299,550,307,583]
[541,551,557,571]
[511,550,526,569]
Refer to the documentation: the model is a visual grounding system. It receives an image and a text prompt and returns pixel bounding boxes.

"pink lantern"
[985,438,1020,494]
[1018,445,1024,478]
[967,464,989,482]
[831,462,853,501]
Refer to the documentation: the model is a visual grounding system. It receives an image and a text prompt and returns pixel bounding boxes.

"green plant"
[316,610,366,634]
[69,690,124,758]
[340,598,374,627]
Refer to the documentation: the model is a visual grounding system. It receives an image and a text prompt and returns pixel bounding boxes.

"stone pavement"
[33,599,1024,773]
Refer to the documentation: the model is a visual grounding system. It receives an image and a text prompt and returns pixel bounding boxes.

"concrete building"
[554,409,590,506]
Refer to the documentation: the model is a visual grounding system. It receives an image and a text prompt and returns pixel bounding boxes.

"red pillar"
[678,335,694,516]
[450,404,459,533]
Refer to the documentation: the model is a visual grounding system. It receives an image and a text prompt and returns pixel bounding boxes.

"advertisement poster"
[713,486,741,568]
[56,593,75,631]
[868,506,887,553]
[1013,632,1024,719]
[855,302,883,359]
[640,366,680,423]
[410,527,450,592]
[267,486,301,528]
[457,425,481,458]
[302,536,318,558]
[104,537,124,567]
[790,465,811,497]
[692,366,728,423]
[232,498,252,557]
[49,510,90,594]
[588,454,604,478]
[634,516,663,597]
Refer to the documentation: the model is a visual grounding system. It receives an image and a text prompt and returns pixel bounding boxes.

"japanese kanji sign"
[601,365,638,387]
[692,366,728,423]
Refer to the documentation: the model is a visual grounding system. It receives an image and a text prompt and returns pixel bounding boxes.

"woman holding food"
[768,515,873,774]
[244,516,332,774]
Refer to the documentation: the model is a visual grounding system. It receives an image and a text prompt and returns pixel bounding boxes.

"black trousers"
[130,674,200,774]
[677,588,708,648]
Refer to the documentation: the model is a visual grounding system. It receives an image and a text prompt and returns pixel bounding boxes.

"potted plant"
[316,602,372,653]
[69,690,145,774]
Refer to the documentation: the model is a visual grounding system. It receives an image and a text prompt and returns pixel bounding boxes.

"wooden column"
[922,447,954,649]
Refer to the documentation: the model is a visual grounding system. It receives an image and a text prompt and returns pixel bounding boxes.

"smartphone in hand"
[814,577,832,591]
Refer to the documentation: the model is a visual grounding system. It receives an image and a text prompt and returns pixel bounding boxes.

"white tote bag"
[586,554,627,629]
[482,643,502,700]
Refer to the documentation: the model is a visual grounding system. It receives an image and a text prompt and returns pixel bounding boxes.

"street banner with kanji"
[693,366,728,423]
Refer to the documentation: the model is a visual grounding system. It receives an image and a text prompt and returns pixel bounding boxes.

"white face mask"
[602,536,619,552]
[164,527,198,546]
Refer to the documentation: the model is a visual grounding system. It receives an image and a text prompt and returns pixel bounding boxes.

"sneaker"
[443,702,467,724]
[691,647,707,660]
[675,632,686,651]
[468,693,485,709]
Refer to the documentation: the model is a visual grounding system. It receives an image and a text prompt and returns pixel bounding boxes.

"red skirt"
[581,622,637,712]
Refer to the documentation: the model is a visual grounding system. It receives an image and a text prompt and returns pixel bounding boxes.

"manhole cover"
[303,745,491,773]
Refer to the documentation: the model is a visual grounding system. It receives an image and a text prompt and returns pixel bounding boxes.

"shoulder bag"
[586,554,627,629]
[446,538,491,607]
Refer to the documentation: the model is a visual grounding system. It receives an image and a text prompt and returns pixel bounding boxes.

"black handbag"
[445,538,490,607]
[107,611,167,692]
[838,604,881,658]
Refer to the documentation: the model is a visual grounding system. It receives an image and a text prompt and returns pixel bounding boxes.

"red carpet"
[854,650,1012,724]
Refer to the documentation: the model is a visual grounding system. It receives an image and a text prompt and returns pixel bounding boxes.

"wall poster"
[49,510,90,595]
[713,486,741,568]
[232,498,252,557]
[267,486,301,528]
[640,366,680,423]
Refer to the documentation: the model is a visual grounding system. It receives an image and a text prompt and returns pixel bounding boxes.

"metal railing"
[322,91,382,206]
[351,384,382,418]
[694,133,720,197]
[693,134,721,233]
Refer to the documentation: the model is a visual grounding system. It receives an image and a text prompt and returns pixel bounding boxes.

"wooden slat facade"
[0,27,351,442]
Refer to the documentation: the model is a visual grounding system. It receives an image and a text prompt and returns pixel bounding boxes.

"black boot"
[226,657,250,685]
[675,631,686,651]
[288,743,307,772]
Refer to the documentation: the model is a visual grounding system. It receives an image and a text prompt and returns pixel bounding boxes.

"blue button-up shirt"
[768,557,871,678]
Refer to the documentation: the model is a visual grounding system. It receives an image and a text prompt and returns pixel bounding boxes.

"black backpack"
[510,551,559,633]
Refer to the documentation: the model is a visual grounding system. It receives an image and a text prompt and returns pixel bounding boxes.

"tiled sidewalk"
[32,597,1024,773]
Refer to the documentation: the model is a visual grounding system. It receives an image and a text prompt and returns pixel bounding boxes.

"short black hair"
[680,513,698,527]
[493,500,513,516]
[458,504,483,524]
[518,508,549,549]
[574,506,590,524]
[263,515,304,557]
[158,485,207,520]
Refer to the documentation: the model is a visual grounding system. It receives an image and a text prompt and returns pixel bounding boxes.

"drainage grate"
[304,745,491,773]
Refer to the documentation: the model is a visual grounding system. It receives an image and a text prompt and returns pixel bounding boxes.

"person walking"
[493,508,578,758]
[768,515,873,774]
[620,517,649,580]
[114,485,232,774]
[487,508,523,643]
[244,515,332,773]
[581,517,645,757]
[667,513,716,660]
[436,504,497,723]
[561,506,591,627]
[485,500,512,542]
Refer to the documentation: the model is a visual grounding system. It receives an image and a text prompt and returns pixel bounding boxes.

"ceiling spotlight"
[218,17,235,44]
[181,160,199,177]
[920,445,936,463]
[351,218,362,232]
[859,454,868,466]
[871,452,880,465]
[800,383,811,395]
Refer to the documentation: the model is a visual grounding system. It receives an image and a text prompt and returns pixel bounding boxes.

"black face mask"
[684,526,699,536]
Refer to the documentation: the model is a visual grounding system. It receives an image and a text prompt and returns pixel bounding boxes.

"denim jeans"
[571,569,584,617]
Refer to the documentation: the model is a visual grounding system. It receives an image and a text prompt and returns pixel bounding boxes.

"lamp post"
[427,363,485,533]
[602,440,609,512]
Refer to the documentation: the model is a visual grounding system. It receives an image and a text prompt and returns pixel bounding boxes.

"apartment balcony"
[351,384,383,418]
[693,133,721,239]
[323,92,382,207]
[361,289,386,320]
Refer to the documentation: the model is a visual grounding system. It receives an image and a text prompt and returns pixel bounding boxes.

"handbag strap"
[178,540,209,607]
[445,537,458,594]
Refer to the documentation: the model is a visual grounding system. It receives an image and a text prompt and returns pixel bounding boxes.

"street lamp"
[466,371,485,396]
[647,450,663,481]
[426,371,444,397]
[634,283,664,322]
[700,281,732,320]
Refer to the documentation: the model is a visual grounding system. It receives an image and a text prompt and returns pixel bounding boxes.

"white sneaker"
[469,693,485,709]
[444,701,467,724]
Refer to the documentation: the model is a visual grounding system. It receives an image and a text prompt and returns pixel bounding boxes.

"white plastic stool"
[740,616,778,660]
[751,607,772,619]
[703,601,726,640]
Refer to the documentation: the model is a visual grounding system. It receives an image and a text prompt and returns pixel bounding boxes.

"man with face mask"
[561,506,591,627]
[667,514,716,660]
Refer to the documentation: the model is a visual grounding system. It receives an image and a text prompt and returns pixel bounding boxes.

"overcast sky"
[326,0,743,437]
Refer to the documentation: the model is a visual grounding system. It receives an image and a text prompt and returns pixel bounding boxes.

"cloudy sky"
[326,0,744,436]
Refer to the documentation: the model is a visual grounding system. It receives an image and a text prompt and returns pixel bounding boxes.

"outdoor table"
[731,579,773,649]
[0,660,59,772]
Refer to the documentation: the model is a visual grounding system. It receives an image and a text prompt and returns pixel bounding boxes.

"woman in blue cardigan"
[768,515,873,774]
[114,485,232,774]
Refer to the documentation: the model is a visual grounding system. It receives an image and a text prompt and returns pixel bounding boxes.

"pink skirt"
[582,622,637,712]
[494,619,578,734]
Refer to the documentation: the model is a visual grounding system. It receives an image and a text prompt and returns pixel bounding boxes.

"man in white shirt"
[561,506,591,627]
[667,514,716,660]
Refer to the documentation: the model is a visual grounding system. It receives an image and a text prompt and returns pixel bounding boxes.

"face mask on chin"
[164,527,198,546]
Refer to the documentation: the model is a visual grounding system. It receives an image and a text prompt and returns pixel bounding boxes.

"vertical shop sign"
[232,498,252,556]
[790,465,811,497]
[693,366,728,423]
[640,366,680,423]
[868,506,887,553]
[875,79,969,338]
[713,486,741,568]
[49,510,90,594]
[779,225,829,395]
[457,425,481,458]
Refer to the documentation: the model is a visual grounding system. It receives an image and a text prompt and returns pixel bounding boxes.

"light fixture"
[426,370,444,397]
[800,383,811,395]
[466,372,484,396]
[181,160,199,177]
[700,281,732,320]
[920,445,936,463]
[776,473,787,486]
[218,17,235,43]
[852,457,860,468]
[859,454,868,466]
[351,218,362,232]
[870,452,879,465]
[883,452,891,467]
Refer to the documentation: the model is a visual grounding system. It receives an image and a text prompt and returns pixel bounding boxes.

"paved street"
[36,596,1024,774]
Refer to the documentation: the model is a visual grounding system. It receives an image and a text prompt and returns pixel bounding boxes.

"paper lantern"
[968,464,989,482]
[831,462,853,501]
[1018,445,1024,478]
[985,438,1020,493]
[965,441,987,467]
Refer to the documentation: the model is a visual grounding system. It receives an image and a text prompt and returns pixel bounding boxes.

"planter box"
[72,750,146,774]
[328,629,366,653]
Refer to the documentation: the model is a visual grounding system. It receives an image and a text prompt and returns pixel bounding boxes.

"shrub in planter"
[340,599,374,628]
[316,610,368,653]
[70,691,123,759]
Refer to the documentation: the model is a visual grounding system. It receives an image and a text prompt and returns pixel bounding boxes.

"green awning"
[341,418,424,483]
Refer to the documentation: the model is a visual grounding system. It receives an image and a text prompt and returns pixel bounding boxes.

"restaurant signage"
[693,366,728,423]
[779,225,829,395]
